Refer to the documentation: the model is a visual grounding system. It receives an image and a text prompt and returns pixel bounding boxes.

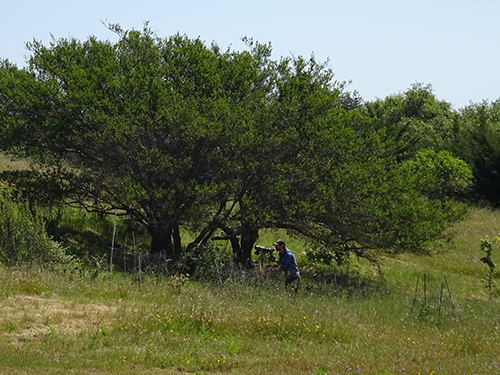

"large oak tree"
[0,24,472,264]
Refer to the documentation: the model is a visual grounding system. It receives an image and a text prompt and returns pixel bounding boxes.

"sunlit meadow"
[0,208,499,374]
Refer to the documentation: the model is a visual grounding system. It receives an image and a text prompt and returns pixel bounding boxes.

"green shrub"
[0,185,73,267]
[175,241,234,281]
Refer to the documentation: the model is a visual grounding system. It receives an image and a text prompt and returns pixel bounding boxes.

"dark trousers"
[285,275,300,293]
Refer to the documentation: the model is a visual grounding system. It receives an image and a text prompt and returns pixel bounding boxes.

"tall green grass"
[0,207,499,374]
[0,267,498,375]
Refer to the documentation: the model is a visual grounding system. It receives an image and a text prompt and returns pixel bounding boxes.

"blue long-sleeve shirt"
[279,248,300,279]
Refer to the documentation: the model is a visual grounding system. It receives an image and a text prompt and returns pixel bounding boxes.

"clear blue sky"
[2,0,499,109]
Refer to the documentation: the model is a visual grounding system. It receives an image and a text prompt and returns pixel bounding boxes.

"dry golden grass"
[0,295,116,342]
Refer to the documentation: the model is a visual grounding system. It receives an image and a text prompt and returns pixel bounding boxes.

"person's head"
[273,239,286,253]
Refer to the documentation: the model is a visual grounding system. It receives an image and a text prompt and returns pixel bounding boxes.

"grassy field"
[0,208,500,375]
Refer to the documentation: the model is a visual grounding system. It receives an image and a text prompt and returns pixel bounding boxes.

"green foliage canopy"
[0,24,472,264]
[452,101,500,204]
[364,83,456,157]
[364,83,500,206]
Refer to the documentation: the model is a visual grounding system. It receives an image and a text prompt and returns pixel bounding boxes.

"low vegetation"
[0,207,499,375]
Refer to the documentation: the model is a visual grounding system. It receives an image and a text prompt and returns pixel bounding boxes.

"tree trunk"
[217,222,241,260]
[172,222,182,259]
[148,225,173,256]
[239,223,259,265]
[229,235,241,260]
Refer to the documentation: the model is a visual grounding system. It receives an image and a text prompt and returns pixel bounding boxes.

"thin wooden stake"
[438,282,444,320]
[138,254,142,288]
[444,276,455,311]
[424,273,427,304]
[161,249,166,280]
[132,231,136,273]
[412,273,421,309]
[109,209,117,280]
[214,260,222,284]
[123,233,128,273]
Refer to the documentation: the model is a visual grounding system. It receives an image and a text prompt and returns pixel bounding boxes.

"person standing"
[274,239,300,291]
